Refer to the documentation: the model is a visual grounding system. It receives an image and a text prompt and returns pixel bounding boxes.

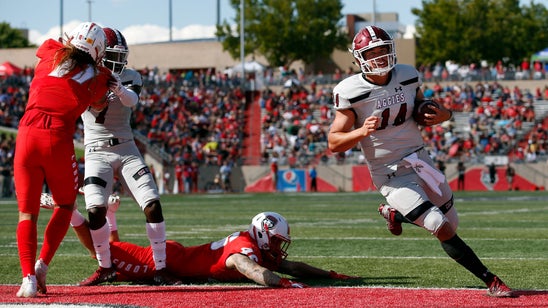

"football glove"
[328,270,359,280]
[108,73,123,95]
[278,278,308,288]
[40,193,55,210]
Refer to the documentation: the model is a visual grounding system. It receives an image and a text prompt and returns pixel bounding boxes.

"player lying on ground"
[41,194,356,287]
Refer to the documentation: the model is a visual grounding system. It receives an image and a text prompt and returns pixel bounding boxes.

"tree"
[0,22,34,49]
[215,0,349,70]
[412,0,548,67]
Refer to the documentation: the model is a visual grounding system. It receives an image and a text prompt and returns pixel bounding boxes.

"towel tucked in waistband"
[402,152,445,196]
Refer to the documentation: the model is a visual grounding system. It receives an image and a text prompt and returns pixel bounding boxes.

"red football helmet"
[350,26,396,75]
[103,28,129,74]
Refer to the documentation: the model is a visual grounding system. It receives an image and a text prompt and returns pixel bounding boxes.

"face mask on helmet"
[350,26,397,76]
[68,22,106,64]
[248,212,291,263]
[103,28,129,74]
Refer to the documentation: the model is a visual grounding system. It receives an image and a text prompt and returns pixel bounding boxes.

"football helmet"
[350,26,396,76]
[248,212,291,262]
[103,28,129,74]
[68,22,106,64]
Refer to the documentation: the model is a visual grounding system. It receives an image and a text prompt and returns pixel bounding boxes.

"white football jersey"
[332,64,424,175]
[82,68,142,145]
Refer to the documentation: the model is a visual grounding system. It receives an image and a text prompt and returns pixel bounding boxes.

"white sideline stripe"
[0,305,106,308]
[291,255,548,261]
[0,253,545,261]
[459,206,548,216]
[292,236,548,241]
[0,283,497,291]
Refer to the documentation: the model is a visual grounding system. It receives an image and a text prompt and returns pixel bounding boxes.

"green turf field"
[1,191,546,290]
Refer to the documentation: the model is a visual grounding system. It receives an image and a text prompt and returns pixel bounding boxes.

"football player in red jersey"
[14,22,113,298]
[328,25,513,297]
[40,194,356,288]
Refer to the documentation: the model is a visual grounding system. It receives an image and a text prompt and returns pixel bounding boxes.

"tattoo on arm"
[232,254,281,287]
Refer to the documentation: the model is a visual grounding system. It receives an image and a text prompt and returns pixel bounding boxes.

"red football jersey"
[23,39,111,131]
[110,231,269,282]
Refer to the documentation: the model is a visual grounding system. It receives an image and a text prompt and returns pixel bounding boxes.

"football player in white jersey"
[327,26,514,297]
[79,28,180,286]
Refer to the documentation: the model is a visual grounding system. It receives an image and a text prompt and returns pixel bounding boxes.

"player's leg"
[106,194,121,242]
[121,150,181,285]
[379,173,426,235]
[382,171,514,297]
[378,203,410,235]
[13,142,42,298]
[79,152,117,286]
[408,200,514,297]
[41,193,115,258]
[36,146,79,294]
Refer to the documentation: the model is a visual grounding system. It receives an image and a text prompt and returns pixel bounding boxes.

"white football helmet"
[103,27,129,74]
[248,212,291,262]
[350,26,396,76]
[68,22,106,64]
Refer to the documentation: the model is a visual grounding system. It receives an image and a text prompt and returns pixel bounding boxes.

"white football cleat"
[16,274,37,298]
[39,193,55,210]
[107,194,121,213]
[35,259,48,294]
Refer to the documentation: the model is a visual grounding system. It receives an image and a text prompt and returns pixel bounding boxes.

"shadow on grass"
[301,276,415,287]
[513,290,548,296]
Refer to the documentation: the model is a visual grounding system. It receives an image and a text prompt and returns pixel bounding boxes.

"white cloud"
[403,25,416,39]
[29,20,218,46]
[32,20,89,44]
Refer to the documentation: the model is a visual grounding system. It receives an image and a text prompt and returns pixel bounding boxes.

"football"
[413,99,439,126]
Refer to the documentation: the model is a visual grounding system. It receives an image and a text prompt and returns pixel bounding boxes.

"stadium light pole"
[87,0,93,22]
[240,0,245,88]
[372,0,376,25]
[216,0,220,41]
[169,0,173,42]
[59,0,63,39]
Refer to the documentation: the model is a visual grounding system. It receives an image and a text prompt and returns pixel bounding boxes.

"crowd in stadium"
[1,61,548,196]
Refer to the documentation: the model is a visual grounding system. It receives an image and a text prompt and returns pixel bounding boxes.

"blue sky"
[2,0,424,44]
[2,0,547,45]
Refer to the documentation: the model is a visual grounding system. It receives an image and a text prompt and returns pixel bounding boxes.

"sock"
[146,222,167,270]
[16,220,37,277]
[106,210,118,232]
[441,234,495,284]
[394,211,407,223]
[38,206,72,265]
[70,208,86,227]
[90,223,111,268]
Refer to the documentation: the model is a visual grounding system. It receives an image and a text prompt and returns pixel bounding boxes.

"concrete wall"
[236,162,547,193]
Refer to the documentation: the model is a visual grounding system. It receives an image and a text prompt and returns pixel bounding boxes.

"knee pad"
[87,207,107,230]
[144,200,164,223]
[422,207,448,235]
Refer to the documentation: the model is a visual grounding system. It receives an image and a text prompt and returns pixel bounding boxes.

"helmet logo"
[263,215,278,232]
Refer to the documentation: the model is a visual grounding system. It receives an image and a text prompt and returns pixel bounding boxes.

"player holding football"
[327,26,514,297]
[80,28,179,286]
[40,194,355,287]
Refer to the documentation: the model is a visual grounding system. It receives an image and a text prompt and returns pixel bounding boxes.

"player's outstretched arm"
[277,259,358,280]
[226,253,307,288]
